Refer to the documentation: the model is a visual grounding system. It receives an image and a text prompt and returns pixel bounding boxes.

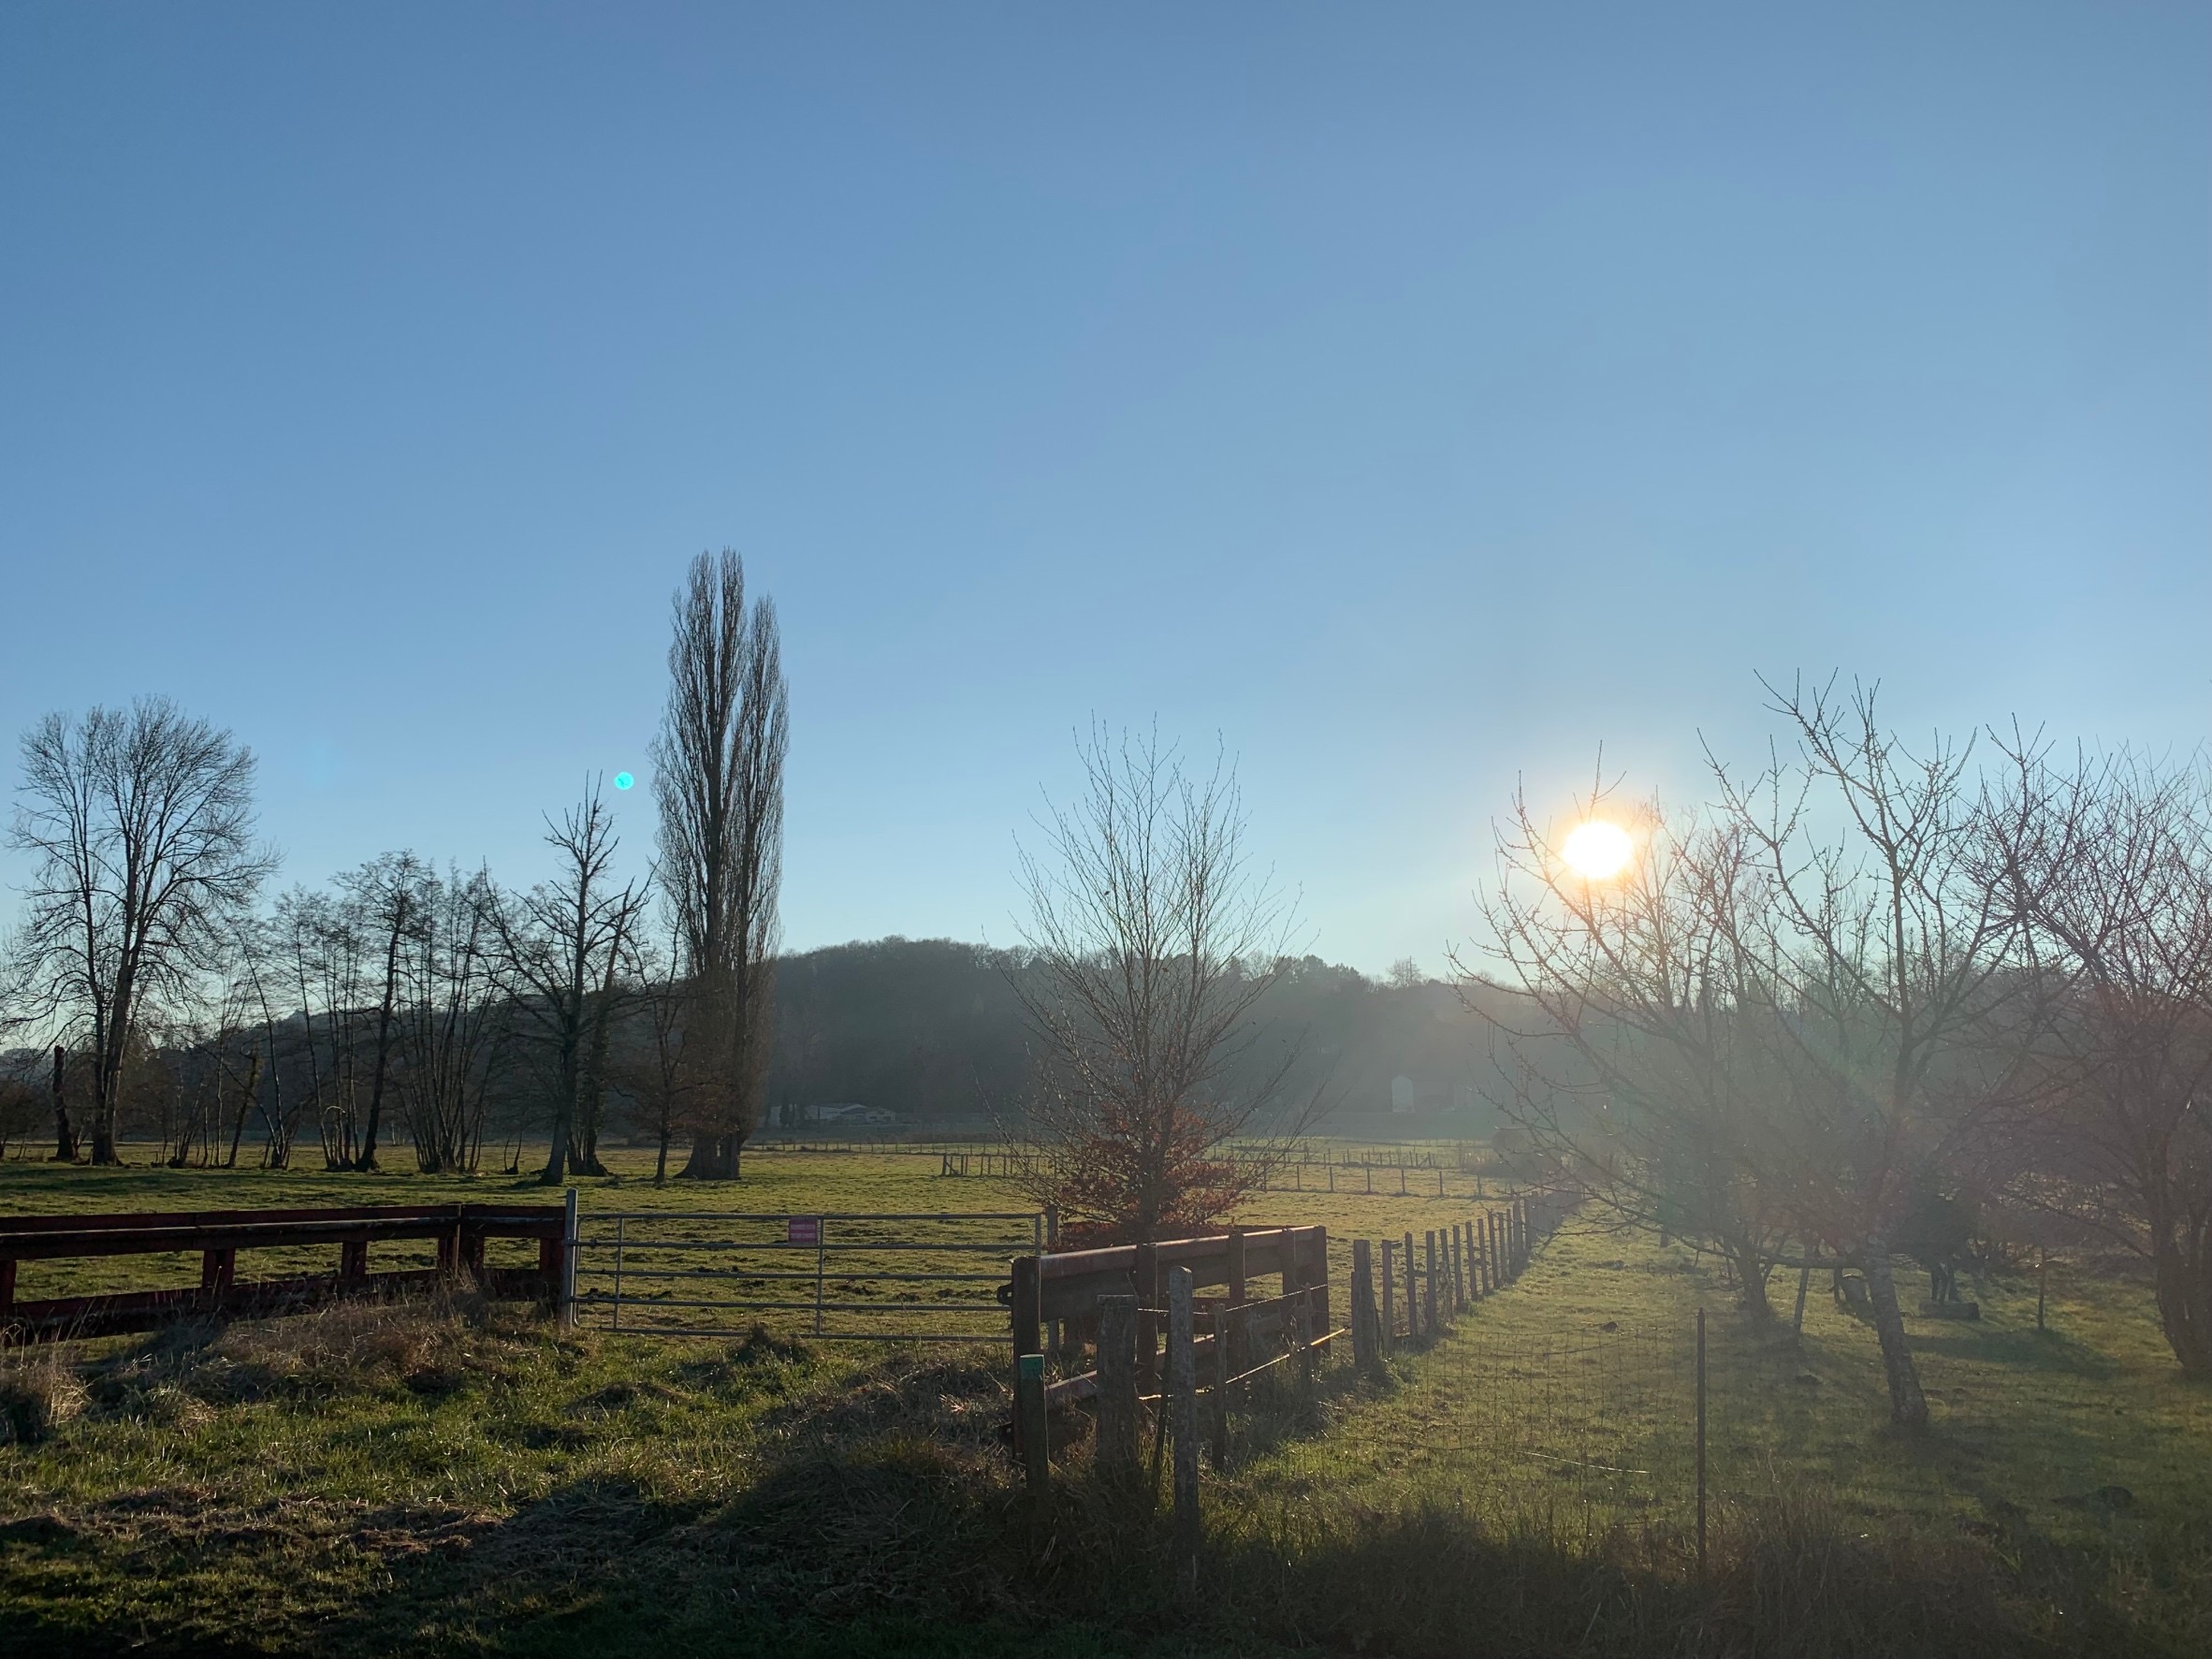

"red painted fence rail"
[0,1201,569,1344]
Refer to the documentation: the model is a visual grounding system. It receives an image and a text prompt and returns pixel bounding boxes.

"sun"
[1561,820,1633,880]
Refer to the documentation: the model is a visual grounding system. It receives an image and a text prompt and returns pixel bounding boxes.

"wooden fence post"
[560,1188,578,1332]
[1380,1241,1395,1352]
[1097,1294,1140,1482]
[1228,1226,1247,1332]
[1351,1239,1375,1372]
[1210,1303,1230,1468]
[1297,1284,1317,1404]
[1452,1224,1465,1310]
[1312,1225,1330,1333]
[1011,1255,1041,1376]
[1403,1230,1418,1338]
[1424,1230,1439,1332]
[1136,1243,1159,1390]
[1168,1265,1200,1588]
[1043,1205,1061,1372]
[1016,1351,1052,1521]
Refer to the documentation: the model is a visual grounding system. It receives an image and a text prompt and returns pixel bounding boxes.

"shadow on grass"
[1908,1322,2117,1374]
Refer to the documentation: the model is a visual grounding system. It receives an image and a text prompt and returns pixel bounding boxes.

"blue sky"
[2,3,2205,973]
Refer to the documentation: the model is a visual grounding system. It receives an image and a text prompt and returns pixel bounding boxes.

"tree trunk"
[225,1052,260,1169]
[1863,1235,1929,1427]
[574,968,620,1178]
[538,1065,574,1186]
[354,900,406,1172]
[653,1130,670,1186]
[2150,1232,2212,1377]
[51,1045,77,1163]
[89,1042,121,1164]
[1725,1233,1774,1319]
[678,1134,743,1180]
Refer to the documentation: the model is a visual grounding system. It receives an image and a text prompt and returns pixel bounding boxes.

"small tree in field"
[1010,726,1300,1244]
[495,779,649,1186]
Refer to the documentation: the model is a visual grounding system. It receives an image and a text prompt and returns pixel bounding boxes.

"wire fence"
[573,1209,1044,1342]
[1259,1317,1705,1541]
[1031,1203,1761,1576]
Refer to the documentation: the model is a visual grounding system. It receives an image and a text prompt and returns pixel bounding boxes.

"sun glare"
[1561,820,1633,880]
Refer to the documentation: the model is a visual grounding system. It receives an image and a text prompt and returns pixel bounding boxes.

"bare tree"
[390,864,508,1174]
[221,911,313,1169]
[7,698,277,1163]
[1709,679,2047,1428]
[270,884,370,1169]
[334,851,429,1171]
[652,550,788,1181]
[496,779,649,1185]
[1467,788,1797,1316]
[1011,726,1301,1244]
[615,934,717,1186]
[1998,749,2212,1375]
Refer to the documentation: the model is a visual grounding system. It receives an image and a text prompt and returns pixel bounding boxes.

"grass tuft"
[0,1348,87,1447]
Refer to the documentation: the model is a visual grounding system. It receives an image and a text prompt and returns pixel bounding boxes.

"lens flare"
[1561,820,1633,880]
[614,772,634,791]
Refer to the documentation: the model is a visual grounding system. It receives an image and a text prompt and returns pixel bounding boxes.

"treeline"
[0,934,1515,1167]
[0,549,790,1185]
[766,935,1519,1128]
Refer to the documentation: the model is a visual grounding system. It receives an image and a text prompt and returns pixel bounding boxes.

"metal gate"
[572,1210,1043,1343]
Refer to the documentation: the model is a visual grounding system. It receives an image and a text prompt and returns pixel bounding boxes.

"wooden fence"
[1007,1192,1571,1572]
[0,1199,575,1344]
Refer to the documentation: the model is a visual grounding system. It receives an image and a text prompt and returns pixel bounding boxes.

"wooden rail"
[0,1201,569,1344]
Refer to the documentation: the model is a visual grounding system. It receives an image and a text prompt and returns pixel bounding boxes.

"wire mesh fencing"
[573,1209,1043,1342]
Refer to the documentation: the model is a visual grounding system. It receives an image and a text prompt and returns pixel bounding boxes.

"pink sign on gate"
[787,1216,821,1245]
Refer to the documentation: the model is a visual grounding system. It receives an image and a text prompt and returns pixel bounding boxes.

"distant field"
[3,1148,2209,1656]
[0,1141,1492,1319]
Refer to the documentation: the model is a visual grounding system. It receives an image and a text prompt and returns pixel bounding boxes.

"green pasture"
[2,1147,2208,1656]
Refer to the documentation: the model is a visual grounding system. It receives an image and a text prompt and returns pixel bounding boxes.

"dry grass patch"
[0,1347,88,1447]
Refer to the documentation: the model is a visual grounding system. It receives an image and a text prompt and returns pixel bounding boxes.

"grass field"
[3,1148,2210,1656]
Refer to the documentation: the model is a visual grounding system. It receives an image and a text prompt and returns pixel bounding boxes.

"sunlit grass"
[3,1149,2209,1655]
